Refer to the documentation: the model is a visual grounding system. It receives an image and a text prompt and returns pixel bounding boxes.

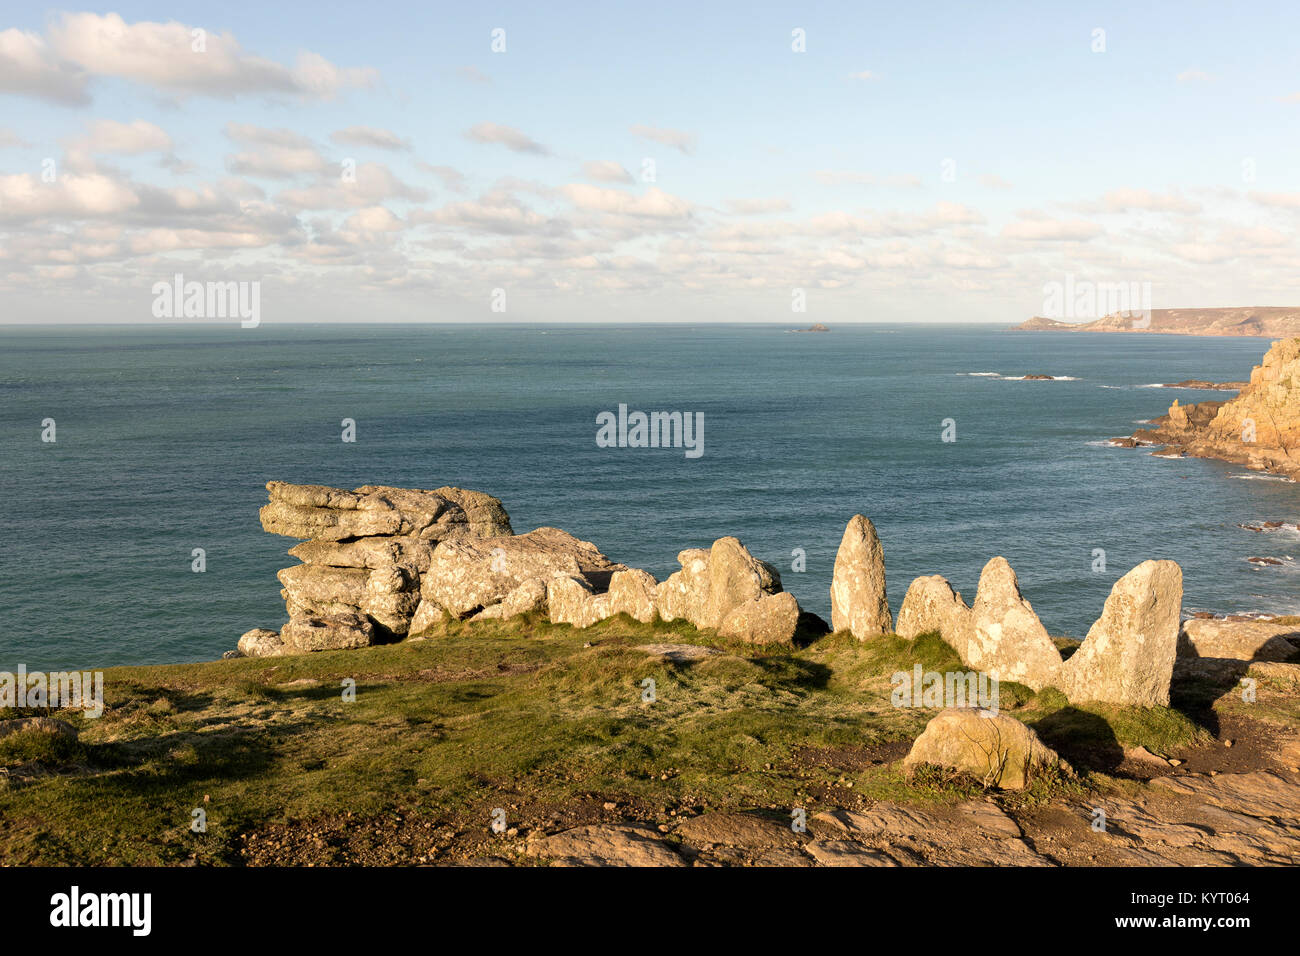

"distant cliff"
[1134,337,1300,477]
[1015,307,1300,337]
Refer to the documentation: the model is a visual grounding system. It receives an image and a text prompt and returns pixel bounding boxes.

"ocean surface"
[4,323,1299,672]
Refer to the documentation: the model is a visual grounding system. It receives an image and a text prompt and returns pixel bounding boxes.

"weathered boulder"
[655,537,785,636]
[967,557,1063,688]
[607,569,659,623]
[903,708,1067,790]
[701,537,782,629]
[237,628,286,658]
[281,612,375,652]
[278,564,368,607]
[408,599,445,635]
[830,515,892,639]
[278,563,420,636]
[248,483,810,652]
[1178,619,1299,662]
[288,535,435,572]
[906,555,1187,708]
[472,577,548,621]
[718,592,799,645]
[423,527,624,619]
[655,549,712,624]
[1060,560,1183,706]
[260,481,511,542]
[895,575,972,656]
[547,575,610,628]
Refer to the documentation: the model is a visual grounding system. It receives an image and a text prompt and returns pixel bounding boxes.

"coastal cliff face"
[1135,337,1300,476]
[1015,307,1300,336]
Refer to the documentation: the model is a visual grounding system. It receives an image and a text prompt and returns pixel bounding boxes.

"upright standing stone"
[967,557,1062,687]
[1061,560,1182,706]
[830,515,892,639]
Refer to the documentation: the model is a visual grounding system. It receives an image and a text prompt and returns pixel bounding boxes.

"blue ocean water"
[3,323,1298,672]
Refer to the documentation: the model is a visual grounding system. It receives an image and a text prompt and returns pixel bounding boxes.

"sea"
[3,323,1298,671]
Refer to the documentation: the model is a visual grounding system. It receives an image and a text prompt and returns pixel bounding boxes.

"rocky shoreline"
[1120,337,1300,479]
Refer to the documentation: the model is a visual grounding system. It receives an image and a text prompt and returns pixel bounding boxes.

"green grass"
[0,620,1236,865]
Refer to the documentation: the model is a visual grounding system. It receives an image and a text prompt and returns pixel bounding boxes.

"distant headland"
[1014,307,1300,337]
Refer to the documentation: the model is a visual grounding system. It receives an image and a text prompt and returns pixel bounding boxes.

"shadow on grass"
[1031,707,1124,773]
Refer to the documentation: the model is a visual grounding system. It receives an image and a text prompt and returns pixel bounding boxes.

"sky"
[1,1,1298,324]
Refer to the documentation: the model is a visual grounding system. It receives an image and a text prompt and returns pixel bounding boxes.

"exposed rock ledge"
[242,481,801,657]
[238,489,1195,710]
[1129,337,1300,478]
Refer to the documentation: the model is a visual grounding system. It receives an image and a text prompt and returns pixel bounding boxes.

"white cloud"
[1,12,377,106]
[629,124,695,155]
[582,161,633,184]
[79,119,172,154]
[276,163,427,209]
[1249,192,1300,208]
[457,65,491,85]
[1001,217,1103,241]
[464,122,549,155]
[848,70,877,80]
[225,123,315,149]
[419,164,468,193]
[1100,188,1200,214]
[0,127,32,148]
[813,170,874,186]
[561,184,692,219]
[0,27,88,104]
[0,171,139,220]
[343,206,404,234]
[1176,69,1214,83]
[224,123,327,179]
[724,197,791,215]
[227,147,327,179]
[331,126,410,151]
[417,193,551,235]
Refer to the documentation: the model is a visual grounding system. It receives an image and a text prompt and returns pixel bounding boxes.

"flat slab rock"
[514,771,1300,866]
[1077,771,1300,865]
[807,802,1048,867]
[524,824,686,867]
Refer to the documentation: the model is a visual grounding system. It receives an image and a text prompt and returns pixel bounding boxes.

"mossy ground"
[0,618,1273,865]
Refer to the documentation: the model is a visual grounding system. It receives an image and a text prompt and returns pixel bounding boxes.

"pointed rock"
[1061,560,1182,706]
[967,557,1062,688]
[830,515,892,639]
[702,537,782,629]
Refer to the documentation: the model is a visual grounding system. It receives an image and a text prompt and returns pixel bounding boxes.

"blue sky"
[1,1,1298,323]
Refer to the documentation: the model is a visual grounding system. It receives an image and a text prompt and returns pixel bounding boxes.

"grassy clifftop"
[0,615,1282,866]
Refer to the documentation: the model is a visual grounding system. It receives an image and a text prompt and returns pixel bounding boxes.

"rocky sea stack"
[1133,337,1300,478]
